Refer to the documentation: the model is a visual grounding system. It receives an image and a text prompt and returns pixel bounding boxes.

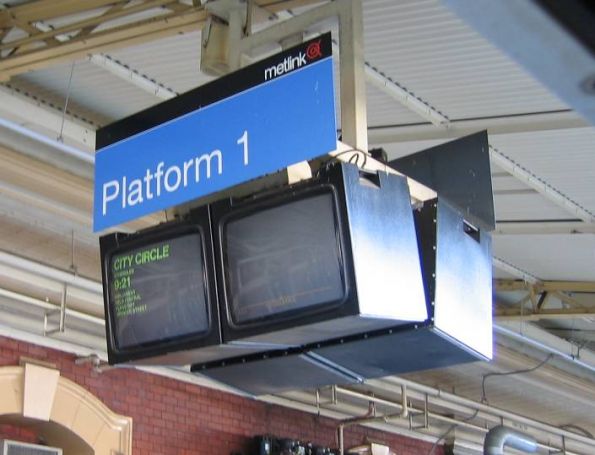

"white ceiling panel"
[107,30,213,95]
[366,83,427,127]
[362,0,568,120]
[490,127,595,217]
[493,234,595,281]
[12,59,161,124]
[493,192,573,222]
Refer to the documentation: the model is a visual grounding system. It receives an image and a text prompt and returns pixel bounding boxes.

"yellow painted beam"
[0,0,178,52]
[0,0,129,28]
[495,307,595,321]
[495,279,595,293]
[0,9,206,80]
[0,0,327,79]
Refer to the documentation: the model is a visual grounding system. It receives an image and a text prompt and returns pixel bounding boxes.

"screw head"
[581,74,595,94]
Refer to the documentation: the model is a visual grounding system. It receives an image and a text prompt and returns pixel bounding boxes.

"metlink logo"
[263,40,323,81]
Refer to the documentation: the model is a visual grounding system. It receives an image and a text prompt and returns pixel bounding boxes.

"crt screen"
[109,233,209,349]
[224,192,345,325]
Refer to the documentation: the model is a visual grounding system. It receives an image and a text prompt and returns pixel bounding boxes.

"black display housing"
[100,207,222,365]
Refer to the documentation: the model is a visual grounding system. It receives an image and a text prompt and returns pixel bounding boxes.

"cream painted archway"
[0,364,132,455]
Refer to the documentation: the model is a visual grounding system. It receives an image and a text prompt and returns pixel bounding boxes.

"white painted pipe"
[0,250,102,294]
[0,287,104,326]
[0,116,94,164]
[494,324,595,374]
[381,376,595,447]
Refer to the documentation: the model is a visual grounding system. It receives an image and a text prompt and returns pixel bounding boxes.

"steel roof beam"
[368,111,588,144]
[494,221,595,235]
[496,307,595,321]
[0,86,96,151]
[0,1,130,28]
[88,53,178,100]
[0,0,324,80]
[489,145,595,223]
[492,257,541,284]
[29,19,180,102]
[495,279,595,294]
[0,0,179,53]
[0,7,207,81]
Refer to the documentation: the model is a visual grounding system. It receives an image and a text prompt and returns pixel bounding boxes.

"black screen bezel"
[217,184,350,330]
[102,223,214,358]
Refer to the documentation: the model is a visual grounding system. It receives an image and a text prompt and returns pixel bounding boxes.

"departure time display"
[108,233,210,349]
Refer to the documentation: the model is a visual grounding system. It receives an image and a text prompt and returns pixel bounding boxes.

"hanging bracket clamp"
[44,283,67,336]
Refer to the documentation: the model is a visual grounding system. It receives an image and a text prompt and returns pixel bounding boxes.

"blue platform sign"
[94,34,336,231]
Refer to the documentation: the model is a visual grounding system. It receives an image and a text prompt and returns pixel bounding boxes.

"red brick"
[0,336,443,454]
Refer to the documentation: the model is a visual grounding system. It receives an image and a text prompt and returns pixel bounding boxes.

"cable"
[332,148,369,168]
[348,152,360,166]
[558,424,594,438]
[58,61,76,143]
[481,353,555,404]
[427,410,479,455]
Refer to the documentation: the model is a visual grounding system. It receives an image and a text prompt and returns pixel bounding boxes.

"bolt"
[581,74,595,94]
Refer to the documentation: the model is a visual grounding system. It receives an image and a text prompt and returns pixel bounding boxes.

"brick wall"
[0,424,38,444]
[0,336,442,455]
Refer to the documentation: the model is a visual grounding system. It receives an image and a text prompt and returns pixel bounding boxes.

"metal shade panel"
[431,199,493,361]
[313,326,482,378]
[342,164,427,323]
[193,351,361,396]
[314,197,493,379]
[413,198,493,362]
[389,131,494,231]
[121,343,280,366]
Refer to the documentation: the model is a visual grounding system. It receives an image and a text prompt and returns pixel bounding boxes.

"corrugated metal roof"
[493,192,572,222]
[366,84,424,127]
[490,127,595,216]
[108,30,213,94]
[362,0,568,121]
[12,58,164,123]
[12,0,564,132]
[493,234,595,281]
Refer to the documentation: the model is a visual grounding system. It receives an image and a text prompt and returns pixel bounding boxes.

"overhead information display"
[94,33,336,231]
[224,193,345,325]
[108,233,209,349]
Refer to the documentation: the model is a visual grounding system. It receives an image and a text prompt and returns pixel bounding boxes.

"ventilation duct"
[483,426,537,455]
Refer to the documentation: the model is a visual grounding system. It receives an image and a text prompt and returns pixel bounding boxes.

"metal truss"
[495,279,595,321]
[0,0,323,81]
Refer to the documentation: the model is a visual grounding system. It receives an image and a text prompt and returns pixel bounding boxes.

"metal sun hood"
[193,131,495,395]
